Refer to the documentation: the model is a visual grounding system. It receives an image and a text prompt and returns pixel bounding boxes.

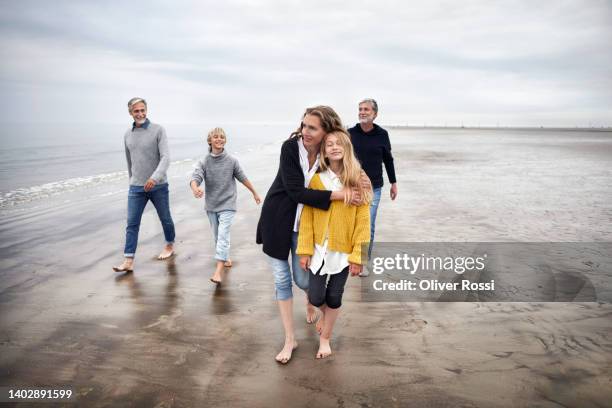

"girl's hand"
[253,194,261,204]
[300,256,311,271]
[349,263,362,276]
[192,186,204,198]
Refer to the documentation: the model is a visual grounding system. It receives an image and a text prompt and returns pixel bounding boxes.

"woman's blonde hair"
[206,127,226,152]
[319,130,372,205]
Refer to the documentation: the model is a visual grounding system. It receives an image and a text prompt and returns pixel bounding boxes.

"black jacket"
[256,137,332,260]
[349,124,396,189]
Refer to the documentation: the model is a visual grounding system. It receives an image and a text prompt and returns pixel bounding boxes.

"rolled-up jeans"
[267,231,310,300]
[124,183,175,257]
[206,210,236,262]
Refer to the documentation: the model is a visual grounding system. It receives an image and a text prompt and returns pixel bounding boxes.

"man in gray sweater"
[113,97,175,273]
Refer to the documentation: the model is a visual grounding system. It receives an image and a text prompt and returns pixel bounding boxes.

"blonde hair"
[206,127,226,152]
[319,130,372,205]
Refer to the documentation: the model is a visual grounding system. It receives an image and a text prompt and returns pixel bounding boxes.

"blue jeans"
[267,231,309,300]
[368,187,382,260]
[206,210,236,262]
[124,183,175,257]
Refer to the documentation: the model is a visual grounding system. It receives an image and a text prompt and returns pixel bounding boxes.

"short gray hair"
[359,98,378,113]
[127,97,147,112]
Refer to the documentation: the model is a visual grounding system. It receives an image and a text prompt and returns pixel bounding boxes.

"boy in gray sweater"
[190,127,261,284]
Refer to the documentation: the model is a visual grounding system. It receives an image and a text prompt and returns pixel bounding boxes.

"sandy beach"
[1,129,611,407]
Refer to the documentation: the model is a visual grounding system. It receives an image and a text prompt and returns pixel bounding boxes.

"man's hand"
[144,178,156,192]
[300,256,311,271]
[253,193,261,204]
[390,183,398,200]
[349,263,362,276]
[192,186,204,199]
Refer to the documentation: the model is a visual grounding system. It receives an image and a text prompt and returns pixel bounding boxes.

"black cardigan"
[256,137,332,260]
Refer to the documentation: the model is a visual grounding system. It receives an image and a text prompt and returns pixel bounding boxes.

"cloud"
[0,0,610,126]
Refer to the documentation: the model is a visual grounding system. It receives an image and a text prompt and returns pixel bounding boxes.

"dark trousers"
[308,264,349,309]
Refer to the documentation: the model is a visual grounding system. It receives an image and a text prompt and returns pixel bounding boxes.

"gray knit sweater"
[191,150,248,212]
[124,121,170,185]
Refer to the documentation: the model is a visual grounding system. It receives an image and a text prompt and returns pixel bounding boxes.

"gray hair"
[359,98,378,113]
[127,97,147,112]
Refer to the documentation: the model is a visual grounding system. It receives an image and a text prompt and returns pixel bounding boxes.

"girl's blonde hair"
[206,127,226,152]
[319,130,372,205]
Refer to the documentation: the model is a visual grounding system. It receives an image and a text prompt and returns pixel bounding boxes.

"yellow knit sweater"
[297,173,370,265]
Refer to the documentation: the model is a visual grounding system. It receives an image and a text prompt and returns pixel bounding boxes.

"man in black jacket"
[349,99,398,276]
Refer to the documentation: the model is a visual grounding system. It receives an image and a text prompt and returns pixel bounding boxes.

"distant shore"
[386,125,612,132]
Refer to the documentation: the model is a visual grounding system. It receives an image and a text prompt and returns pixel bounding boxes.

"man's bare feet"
[157,244,174,260]
[275,339,298,364]
[316,336,332,359]
[112,258,134,273]
[306,303,319,324]
[223,259,232,268]
[316,314,325,335]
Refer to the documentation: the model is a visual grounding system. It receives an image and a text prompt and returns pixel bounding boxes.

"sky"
[1,0,611,127]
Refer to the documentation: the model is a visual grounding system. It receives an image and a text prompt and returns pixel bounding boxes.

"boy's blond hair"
[207,127,227,152]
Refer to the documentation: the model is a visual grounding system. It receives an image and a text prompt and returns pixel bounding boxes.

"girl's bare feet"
[316,314,325,335]
[276,339,298,364]
[316,336,332,359]
[158,244,174,260]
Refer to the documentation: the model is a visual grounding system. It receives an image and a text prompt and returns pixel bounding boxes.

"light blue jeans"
[206,210,236,262]
[368,187,382,260]
[267,232,310,300]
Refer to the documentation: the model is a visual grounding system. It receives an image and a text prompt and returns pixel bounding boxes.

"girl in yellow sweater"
[297,130,371,359]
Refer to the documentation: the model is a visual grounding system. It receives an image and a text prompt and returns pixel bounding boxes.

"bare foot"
[316,314,325,335]
[224,259,233,268]
[210,261,224,284]
[306,303,319,324]
[316,336,332,359]
[157,244,174,260]
[275,339,298,364]
[112,259,134,273]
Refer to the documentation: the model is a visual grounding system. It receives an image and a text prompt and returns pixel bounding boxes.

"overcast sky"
[1,0,611,127]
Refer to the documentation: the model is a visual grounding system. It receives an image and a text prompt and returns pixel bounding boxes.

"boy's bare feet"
[275,339,298,364]
[157,244,174,260]
[112,258,134,273]
[316,336,332,359]
[210,261,224,284]
[306,303,319,324]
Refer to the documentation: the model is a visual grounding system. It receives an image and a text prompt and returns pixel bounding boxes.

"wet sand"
[1,129,611,407]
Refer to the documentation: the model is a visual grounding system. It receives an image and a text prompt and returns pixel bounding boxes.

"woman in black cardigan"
[257,106,367,364]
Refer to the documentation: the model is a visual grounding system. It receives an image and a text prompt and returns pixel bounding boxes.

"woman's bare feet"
[223,259,232,268]
[276,338,298,364]
[158,244,174,260]
[306,302,319,324]
[112,258,134,273]
[316,336,332,359]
